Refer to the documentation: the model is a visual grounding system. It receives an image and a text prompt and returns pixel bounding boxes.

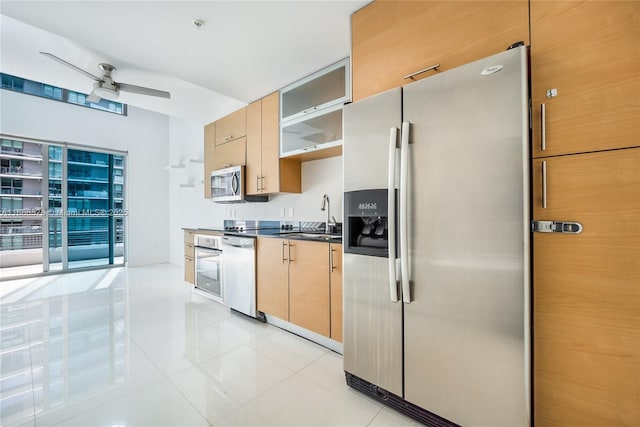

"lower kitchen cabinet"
[256,237,340,340]
[289,240,330,337]
[256,237,290,320]
[329,243,343,342]
[532,148,640,426]
[184,230,195,284]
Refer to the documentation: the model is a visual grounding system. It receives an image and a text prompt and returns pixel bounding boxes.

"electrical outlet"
[227,208,233,218]
[279,208,285,218]
[288,207,294,218]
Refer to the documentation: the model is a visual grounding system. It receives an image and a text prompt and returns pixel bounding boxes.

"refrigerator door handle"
[388,127,399,302]
[400,121,411,304]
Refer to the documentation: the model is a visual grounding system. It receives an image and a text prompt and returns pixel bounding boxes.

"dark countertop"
[183,226,341,243]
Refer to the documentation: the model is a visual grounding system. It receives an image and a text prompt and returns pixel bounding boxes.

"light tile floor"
[0,263,419,426]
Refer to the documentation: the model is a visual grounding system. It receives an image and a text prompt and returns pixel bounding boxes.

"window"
[1,73,127,116]
[1,137,127,277]
[1,139,23,153]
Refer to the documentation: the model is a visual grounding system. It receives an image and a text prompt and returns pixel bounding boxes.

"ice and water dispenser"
[344,189,395,258]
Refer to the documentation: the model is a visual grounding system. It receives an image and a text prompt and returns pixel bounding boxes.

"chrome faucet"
[321,194,337,233]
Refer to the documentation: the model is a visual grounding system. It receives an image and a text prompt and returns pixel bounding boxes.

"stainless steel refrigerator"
[342,46,530,426]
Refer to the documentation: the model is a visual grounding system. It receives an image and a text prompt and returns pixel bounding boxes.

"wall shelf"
[165,164,185,170]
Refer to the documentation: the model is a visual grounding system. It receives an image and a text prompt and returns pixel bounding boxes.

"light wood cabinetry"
[530,1,640,158]
[246,92,302,195]
[532,148,640,426]
[351,0,529,101]
[329,243,343,343]
[214,107,246,146]
[246,99,262,195]
[203,122,215,199]
[256,237,341,340]
[211,137,246,171]
[184,230,195,284]
[256,237,290,320]
[289,240,330,337]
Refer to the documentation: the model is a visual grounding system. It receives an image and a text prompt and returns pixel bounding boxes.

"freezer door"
[343,253,403,396]
[343,88,403,396]
[401,47,530,425]
[343,88,401,192]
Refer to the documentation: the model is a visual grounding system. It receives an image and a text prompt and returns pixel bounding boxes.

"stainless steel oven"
[194,234,223,302]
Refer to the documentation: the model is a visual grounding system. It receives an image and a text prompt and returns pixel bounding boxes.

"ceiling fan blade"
[40,52,102,81]
[86,91,101,103]
[118,83,171,99]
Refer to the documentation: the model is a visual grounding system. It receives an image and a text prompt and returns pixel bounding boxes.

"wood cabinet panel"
[532,148,640,426]
[204,122,215,199]
[245,92,301,195]
[184,256,195,284]
[330,243,343,343]
[260,92,279,194]
[351,0,529,101]
[215,107,246,146]
[531,1,640,158]
[246,99,262,195]
[212,137,246,171]
[289,240,330,337]
[256,238,290,320]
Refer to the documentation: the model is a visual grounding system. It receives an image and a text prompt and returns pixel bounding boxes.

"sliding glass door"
[0,136,126,278]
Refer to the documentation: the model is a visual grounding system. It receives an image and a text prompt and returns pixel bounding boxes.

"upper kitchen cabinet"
[211,137,246,171]
[351,0,529,101]
[204,121,215,199]
[531,1,640,158]
[280,59,350,160]
[214,107,246,146]
[246,92,301,195]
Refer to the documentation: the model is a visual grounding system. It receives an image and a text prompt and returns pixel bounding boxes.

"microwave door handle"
[231,172,239,195]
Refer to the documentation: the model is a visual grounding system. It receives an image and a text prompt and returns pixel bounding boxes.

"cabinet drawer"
[184,243,194,258]
[184,256,195,284]
[215,108,246,146]
[184,230,195,245]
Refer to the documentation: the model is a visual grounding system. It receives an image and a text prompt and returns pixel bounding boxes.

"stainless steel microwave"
[210,165,267,203]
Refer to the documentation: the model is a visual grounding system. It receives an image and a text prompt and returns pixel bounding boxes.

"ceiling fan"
[40,52,171,102]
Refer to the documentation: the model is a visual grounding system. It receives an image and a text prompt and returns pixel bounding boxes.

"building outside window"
[0,137,127,278]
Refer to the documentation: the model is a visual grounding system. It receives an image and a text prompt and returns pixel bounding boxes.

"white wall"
[0,89,170,266]
[168,116,343,266]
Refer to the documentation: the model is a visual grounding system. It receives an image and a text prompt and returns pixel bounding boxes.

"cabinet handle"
[282,241,287,264]
[261,176,265,192]
[404,64,440,80]
[330,247,336,272]
[542,160,547,209]
[224,135,233,141]
[257,175,261,192]
[288,242,293,264]
[541,103,546,151]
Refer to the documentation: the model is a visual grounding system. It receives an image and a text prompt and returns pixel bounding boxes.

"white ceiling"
[0,0,368,123]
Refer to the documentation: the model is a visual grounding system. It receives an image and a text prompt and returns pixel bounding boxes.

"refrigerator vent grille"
[345,372,460,427]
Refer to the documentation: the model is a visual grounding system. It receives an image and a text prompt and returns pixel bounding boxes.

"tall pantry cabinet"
[351,1,639,426]
[530,1,639,426]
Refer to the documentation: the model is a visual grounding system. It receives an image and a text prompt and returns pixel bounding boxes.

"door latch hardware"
[531,220,583,234]
[546,88,558,98]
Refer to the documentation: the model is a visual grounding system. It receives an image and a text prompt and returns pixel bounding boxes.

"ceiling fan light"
[92,81,118,100]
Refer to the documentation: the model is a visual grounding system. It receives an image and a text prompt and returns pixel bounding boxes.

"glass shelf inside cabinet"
[280,104,342,157]
[280,58,350,123]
